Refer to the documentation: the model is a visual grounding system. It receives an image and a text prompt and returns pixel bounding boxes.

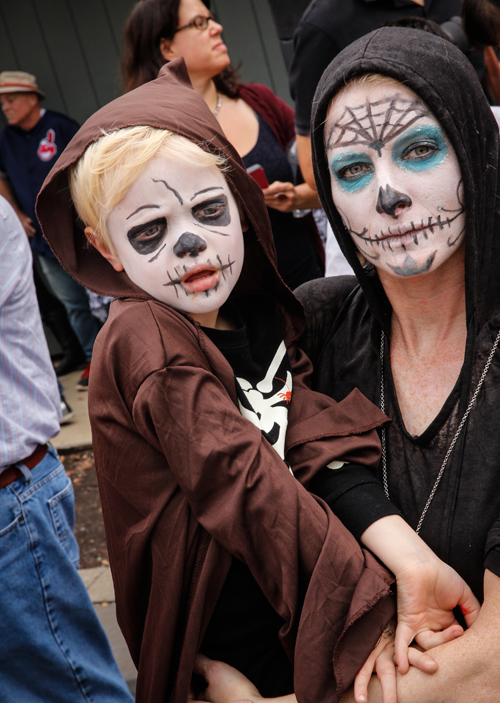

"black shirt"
[289,0,463,135]
[297,276,500,601]
[242,114,322,289]
[201,298,294,697]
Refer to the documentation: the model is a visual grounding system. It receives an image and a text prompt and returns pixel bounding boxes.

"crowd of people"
[2,0,500,701]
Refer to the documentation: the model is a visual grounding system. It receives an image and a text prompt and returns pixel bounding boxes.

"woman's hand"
[263,181,321,213]
[263,182,297,212]
[353,620,437,703]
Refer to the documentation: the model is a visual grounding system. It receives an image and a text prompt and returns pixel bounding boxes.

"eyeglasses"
[174,14,217,33]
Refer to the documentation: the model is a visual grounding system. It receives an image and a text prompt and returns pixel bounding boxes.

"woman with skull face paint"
[292,26,500,702]
[186,26,500,703]
[36,59,404,703]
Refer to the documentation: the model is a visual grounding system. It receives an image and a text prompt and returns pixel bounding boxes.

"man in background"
[0,194,133,702]
[0,71,99,389]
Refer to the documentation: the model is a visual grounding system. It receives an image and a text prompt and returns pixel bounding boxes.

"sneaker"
[60,395,74,424]
[76,362,91,391]
[55,352,86,377]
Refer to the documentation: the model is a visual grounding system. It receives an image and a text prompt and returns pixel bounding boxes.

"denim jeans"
[0,445,134,702]
[39,256,100,362]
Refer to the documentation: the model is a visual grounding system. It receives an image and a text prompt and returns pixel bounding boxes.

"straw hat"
[0,71,46,99]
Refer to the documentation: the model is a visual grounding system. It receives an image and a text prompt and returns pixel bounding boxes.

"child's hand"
[193,654,263,703]
[360,516,481,674]
[394,556,481,673]
[353,620,437,703]
[192,655,296,703]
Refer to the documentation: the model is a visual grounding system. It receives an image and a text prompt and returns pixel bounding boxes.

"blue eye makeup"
[329,151,375,192]
[391,125,447,172]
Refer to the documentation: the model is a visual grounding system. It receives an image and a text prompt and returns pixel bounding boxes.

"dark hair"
[462,0,500,47]
[121,0,240,96]
[380,16,453,41]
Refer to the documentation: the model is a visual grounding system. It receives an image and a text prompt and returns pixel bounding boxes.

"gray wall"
[0,0,291,129]
[0,0,133,126]
[214,0,292,104]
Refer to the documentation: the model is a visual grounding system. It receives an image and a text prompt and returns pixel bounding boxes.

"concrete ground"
[52,369,93,451]
[80,567,137,696]
[53,370,138,696]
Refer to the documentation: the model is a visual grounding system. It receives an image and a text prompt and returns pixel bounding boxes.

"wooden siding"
[214,0,291,103]
[0,0,134,126]
[0,0,291,129]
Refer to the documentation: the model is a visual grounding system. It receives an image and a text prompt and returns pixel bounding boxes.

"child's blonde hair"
[69,125,227,252]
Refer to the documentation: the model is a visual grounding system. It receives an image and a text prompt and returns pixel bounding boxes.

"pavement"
[53,370,138,696]
[52,369,93,452]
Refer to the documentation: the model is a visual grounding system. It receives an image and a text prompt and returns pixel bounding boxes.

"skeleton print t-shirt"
[203,295,292,459]
[201,295,295,695]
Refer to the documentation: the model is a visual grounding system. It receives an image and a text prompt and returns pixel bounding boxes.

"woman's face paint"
[325,82,465,278]
[106,156,244,324]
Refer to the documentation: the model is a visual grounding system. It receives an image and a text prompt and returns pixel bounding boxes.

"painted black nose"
[173,232,207,258]
[376,184,412,218]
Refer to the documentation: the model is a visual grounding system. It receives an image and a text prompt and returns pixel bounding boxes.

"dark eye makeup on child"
[126,180,232,257]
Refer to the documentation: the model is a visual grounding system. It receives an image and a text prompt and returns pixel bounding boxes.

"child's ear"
[84,227,124,272]
[160,38,176,62]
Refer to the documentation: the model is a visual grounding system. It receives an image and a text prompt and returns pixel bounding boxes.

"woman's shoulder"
[295,275,361,363]
[239,83,277,102]
[295,275,360,326]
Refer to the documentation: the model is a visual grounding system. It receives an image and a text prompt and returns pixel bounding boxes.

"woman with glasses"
[122,0,325,290]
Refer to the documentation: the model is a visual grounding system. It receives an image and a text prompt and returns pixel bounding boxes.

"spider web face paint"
[326,95,429,157]
[107,155,244,323]
[325,82,465,279]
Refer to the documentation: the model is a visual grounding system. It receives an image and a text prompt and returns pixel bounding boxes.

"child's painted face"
[325,81,465,278]
[105,156,245,325]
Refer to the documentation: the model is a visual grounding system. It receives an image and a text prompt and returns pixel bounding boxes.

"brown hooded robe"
[37,60,394,703]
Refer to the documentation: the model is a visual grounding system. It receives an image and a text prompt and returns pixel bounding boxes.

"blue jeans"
[0,445,134,702]
[39,257,100,363]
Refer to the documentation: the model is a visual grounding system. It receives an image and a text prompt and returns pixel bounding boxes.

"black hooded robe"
[297,27,500,602]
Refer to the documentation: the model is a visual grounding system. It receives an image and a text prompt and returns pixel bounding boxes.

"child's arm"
[192,639,433,703]
[361,515,480,672]
[284,343,480,672]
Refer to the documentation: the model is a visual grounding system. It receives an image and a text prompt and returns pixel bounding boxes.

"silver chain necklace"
[379,328,500,534]
[213,93,222,117]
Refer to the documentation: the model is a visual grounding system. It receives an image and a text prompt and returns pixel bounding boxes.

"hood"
[311,27,500,335]
[37,58,304,340]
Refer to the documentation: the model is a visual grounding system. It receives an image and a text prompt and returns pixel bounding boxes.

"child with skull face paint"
[37,59,478,703]
[36,58,396,703]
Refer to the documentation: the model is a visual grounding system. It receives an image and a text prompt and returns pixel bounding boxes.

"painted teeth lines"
[163,255,235,297]
[356,212,460,249]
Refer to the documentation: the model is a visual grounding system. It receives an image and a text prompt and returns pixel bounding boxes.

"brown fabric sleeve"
[285,342,388,486]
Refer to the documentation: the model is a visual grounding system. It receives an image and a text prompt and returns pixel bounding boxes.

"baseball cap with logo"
[0,71,46,99]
